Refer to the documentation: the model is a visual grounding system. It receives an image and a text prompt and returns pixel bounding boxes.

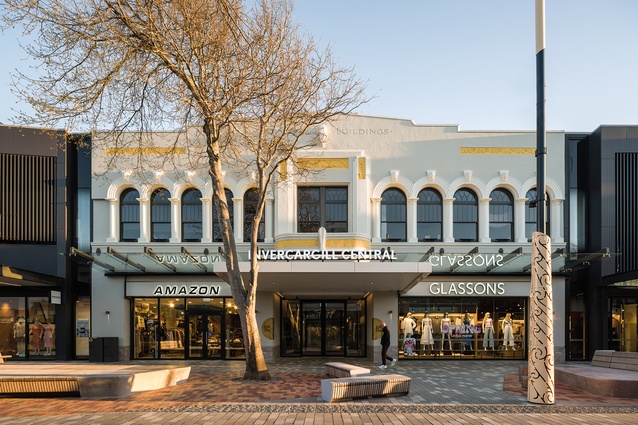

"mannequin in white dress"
[421,316,434,350]
[401,312,416,338]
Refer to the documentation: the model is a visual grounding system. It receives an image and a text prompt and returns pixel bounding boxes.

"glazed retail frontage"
[90,245,568,362]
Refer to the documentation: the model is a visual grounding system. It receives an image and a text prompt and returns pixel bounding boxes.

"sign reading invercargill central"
[252,249,397,261]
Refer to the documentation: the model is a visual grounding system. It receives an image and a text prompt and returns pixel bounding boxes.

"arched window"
[182,188,202,242]
[489,189,514,242]
[120,188,140,242]
[381,188,406,242]
[453,188,478,242]
[525,189,550,241]
[417,188,442,242]
[244,188,264,242]
[151,188,171,242]
[212,188,234,242]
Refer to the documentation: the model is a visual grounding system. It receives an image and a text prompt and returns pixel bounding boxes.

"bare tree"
[3,0,366,380]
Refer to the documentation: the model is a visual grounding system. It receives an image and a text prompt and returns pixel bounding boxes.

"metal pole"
[536,0,546,233]
[528,0,555,405]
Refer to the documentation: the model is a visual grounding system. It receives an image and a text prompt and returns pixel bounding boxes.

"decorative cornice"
[297,158,349,170]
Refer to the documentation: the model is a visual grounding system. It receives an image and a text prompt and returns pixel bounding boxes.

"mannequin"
[482,312,494,350]
[462,312,473,350]
[421,315,434,350]
[502,313,515,350]
[43,322,55,355]
[441,312,452,352]
[13,318,26,357]
[31,319,45,355]
[401,312,416,338]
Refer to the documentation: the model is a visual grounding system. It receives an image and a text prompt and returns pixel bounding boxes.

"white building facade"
[90,114,567,363]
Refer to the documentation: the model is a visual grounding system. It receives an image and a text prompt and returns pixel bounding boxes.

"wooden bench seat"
[324,362,371,378]
[321,374,411,402]
[0,353,12,364]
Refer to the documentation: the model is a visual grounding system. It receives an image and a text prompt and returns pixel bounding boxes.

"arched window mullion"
[381,188,407,242]
[489,189,514,242]
[182,188,203,242]
[120,188,140,242]
[417,188,442,242]
[453,188,478,242]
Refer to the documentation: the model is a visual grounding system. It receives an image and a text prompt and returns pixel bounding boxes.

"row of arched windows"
[120,187,264,243]
[381,187,549,243]
[118,185,549,244]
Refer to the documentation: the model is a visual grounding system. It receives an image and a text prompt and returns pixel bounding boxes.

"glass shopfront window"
[131,296,242,360]
[398,297,526,360]
[75,296,91,357]
[133,298,159,359]
[28,297,56,358]
[0,297,26,359]
[610,297,637,352]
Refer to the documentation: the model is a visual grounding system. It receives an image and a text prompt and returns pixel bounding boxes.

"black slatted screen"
[0,153,56,243]
[616,153,638,272]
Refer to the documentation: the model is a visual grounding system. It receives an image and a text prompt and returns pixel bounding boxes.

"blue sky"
[1,1,637,132]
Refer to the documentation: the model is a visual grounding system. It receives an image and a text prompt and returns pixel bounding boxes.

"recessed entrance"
[281,299,366,357]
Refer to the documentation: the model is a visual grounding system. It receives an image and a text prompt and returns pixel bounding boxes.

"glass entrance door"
[281,299,366,357]
[302,301,345,356]
[187,313,222,359]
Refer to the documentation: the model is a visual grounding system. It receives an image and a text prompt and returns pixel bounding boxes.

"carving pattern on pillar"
[528,231,555,405]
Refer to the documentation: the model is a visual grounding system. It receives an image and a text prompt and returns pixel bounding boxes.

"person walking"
[379,322,396,369]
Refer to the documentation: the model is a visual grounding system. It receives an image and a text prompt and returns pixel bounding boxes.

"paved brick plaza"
[1,359,637,424]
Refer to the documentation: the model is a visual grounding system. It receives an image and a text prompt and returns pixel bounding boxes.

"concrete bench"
[321,374,411,402]
[591,350,638,372]
[0,353,12,364]
[325,362,371,378]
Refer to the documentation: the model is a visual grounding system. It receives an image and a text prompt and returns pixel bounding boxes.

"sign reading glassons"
[429,282,506,296]
[406,280,531,297]
[126,281,232,297]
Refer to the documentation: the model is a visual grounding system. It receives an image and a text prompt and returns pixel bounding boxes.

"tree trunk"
[204,119,270,381]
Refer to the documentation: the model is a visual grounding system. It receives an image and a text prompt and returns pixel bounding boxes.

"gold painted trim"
[297,158,349,170]
[279,162,288,181]
[358,158,366,180]
[275,238,371,250]
[275,239,319,249]
[460,147,535,155]
[106,147,186,155]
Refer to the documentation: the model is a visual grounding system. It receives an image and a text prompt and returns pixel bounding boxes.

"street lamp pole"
[528,0,555,405]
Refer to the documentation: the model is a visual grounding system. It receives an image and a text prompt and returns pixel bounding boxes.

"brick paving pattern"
[1,358,638,424]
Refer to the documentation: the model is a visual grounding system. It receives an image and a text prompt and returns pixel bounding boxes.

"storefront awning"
[79,245,617,294]
[0,265,62,287]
